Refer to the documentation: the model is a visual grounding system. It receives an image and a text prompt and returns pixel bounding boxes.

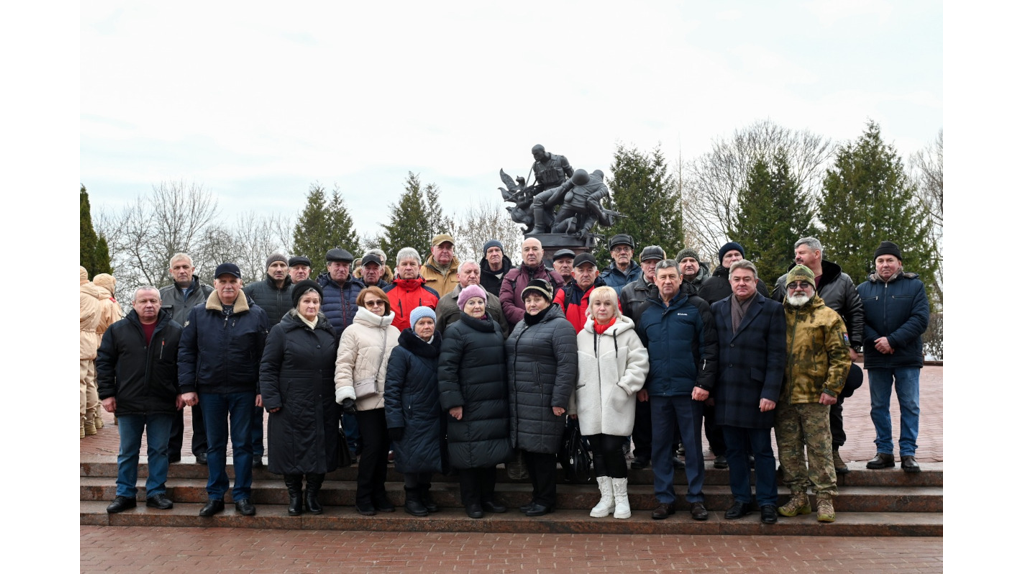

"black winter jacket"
[260,311,340,475]
[505,304,578,454]
[620,276,656,322]
[857,271,929,369]
[243,275,293,327]
[480,254,513,297]
[177,292,270,395]
[384,330,444,474]
[438,312,512,469]
[698,265,770,305]
[772,260,864,347]
[96,309,182,416]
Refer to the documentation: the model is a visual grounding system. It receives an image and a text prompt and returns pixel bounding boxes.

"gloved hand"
[389,427,405,443]
[341,398,356,414]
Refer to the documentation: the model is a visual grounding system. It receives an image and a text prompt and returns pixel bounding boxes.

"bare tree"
[910,129,943,358]
[683,119,833,249]
[452,200,524,266]
[228,211,293,284]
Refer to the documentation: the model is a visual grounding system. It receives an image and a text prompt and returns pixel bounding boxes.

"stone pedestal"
[527,233,597,264]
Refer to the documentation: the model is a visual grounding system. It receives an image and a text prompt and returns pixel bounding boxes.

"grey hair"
[728,259,758,280]
[654,259,678,273]
[396,247,421,266]
[458,260,479,274]
[367,248,387,264]
[132,285,161,301]
[169,253,193,267]
[794,236,823,257]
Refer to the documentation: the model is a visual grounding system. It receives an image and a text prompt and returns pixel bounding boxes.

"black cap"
[874,241,902,261]
[326,248,354,263]
[639,245,666,262]
[361,253,383,267]
[214,262,242,279]
[291,279,324,308]
[608,234,634,250]
[552,248,576,262]
[573,252,599,268]
[288,256,312,268]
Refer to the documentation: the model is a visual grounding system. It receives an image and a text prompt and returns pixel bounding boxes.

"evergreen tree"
[728,151,814,283]
[378,172,433,261]
[599,144,685,263]
[425,181,455,248]
[293,183,359,276]
[80,185,112,276]
[817,120,934,287]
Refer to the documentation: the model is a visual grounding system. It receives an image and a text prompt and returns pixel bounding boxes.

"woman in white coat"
[570,286,649,519]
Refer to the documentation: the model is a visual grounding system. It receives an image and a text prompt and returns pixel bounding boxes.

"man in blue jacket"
[600,234,642,294]
[178,263,269,517]
[638,259,718,521]
[856,242,930,473]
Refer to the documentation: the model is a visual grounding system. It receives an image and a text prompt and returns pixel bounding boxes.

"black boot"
[305,473,324,515]
[284,474,303,516]
[404,487,429,516]
[420,484,439,513]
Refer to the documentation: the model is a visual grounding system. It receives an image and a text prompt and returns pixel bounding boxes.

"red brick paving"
[80,527,942,573]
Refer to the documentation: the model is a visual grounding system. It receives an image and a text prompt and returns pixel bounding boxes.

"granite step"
[81,501,943,537]
[80,477,942,513]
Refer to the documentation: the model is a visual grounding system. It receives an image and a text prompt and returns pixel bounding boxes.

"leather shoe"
[146,494,174,510]
[482,500,507,513]
[195,452,208,465]
[713,455,728,469]
[901,455,921,473]
[519,502,535,513]
[252,458,264,468]
[760,505,778,524]
[466,504,484,519]
[724,501,755,519]
[107,496,137,514]
[524,503,552,517]
[630,456,650,470]
[651,502,675,520]
[355,500,377,516]
[168,453,182,464]
[234,498,256,516]
[866,453,895,469]
[690,502,709,521]
[199,499,224,517]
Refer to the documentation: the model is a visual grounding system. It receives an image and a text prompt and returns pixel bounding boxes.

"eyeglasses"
[786,281,813,291]
[364,300,386,307]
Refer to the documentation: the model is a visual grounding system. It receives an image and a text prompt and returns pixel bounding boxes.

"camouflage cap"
[785,264,816,289]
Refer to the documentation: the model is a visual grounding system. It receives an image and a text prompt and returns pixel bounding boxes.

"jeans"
[721,426,777,507]
[115,413,174,499]
[199,391,255,501]
[650,395,705,504]
[252,405,265,458]
[868,367,921,457]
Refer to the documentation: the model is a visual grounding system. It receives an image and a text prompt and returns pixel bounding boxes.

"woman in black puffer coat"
[438,285,512,519]
[505,279,578,517]
[384,306,444,517]
[260,280,340,516]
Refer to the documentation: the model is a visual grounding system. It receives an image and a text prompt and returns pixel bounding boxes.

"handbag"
[336,420,353,468]
[558,419,593,484]
[353,334,388,399]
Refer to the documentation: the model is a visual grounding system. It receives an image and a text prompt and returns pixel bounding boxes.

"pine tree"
[378,172,433,261]
[80,185,112,276]
[728,151,814,283]
[425,182,455,246]
[293,183,359,276]
[817,120,934,287]
[599,144,685,263]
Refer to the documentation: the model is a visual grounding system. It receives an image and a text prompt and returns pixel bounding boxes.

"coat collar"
[721,292,766,340]
[205,290,251,313]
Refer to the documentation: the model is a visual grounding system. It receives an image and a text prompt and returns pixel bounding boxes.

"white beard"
[787,293,811,307]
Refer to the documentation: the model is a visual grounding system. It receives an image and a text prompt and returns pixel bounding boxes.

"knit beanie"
[675,248,700,262]
[291,279,324,308]
[785,265,816,290]
[266,253,288,269]
[483,240,504,255]
[409,306,437,328]
[874,241,902,261]
[457,284,488,310]
[718,242,745,263]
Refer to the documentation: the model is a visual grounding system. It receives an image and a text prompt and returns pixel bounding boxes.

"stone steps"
[80,501,943,536]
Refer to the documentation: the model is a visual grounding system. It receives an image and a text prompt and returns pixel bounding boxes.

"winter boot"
[611,477,631,519]
[305,473,324,515]
[83,416,97,436]
[284,474,303,516]
[94,413,104,429]
[80,420,86,439]
[817,493,836,523]
[420,485,439,513]
[404,487,429,517]
[832,449,849,475]
[778,490,811,517]
[590,476,615,518]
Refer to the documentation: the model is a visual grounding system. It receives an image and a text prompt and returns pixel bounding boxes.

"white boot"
[612,477,631,519]
[590,476,615,517]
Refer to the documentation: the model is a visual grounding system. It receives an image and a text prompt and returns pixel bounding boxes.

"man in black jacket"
[178,263,269,517]
[159,253,211,464]
[771,237,865,474]
[97,286,183,514]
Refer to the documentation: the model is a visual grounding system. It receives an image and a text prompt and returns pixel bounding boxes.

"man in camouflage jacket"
[776,265,851,523]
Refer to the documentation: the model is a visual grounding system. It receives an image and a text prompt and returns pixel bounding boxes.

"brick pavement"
[81,366,943,465]
[80,527,942,573]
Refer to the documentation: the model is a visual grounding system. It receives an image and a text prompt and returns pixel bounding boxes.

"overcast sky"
[81,1,942,237]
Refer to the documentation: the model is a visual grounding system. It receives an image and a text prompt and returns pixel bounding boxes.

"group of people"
[85,229,929,524]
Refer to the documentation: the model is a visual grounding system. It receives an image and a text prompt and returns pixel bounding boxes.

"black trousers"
[458,466,497,506]
[588,434,628,478]
[354,408,389,503]
[168,402,207,457]
[523,451,558,508]
[832,364,864,448]
[702,402,727,456]
[632,399,652,459]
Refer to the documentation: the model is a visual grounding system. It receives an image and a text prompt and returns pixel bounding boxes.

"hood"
[866,269,918,284]
[582,314,636,336]
[93,273,116,296]
[391,276,427,291]
[80,266,89,284]
[353,306,396,329]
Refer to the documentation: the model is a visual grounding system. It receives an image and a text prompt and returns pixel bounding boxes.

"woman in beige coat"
[334,286,400,515]
[80,267,103,438]
[570,286,649,519]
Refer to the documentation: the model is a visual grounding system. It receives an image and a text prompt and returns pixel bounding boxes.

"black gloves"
[341,398,356,414]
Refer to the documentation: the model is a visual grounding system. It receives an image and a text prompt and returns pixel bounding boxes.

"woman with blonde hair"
[570,286,649,519]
